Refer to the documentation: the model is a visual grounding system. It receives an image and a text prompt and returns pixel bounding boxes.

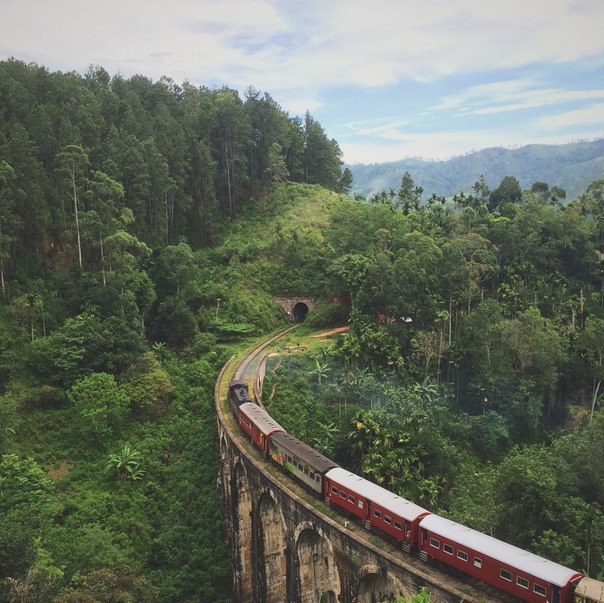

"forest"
[0,57,603,601]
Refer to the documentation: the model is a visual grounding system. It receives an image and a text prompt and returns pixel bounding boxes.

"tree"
[55,144,90,269]
[339,167,353,194]
[265,142,289,183]
[106,445,144,481]
[303,111,343,190]
[577,317,604,423]
[0,161,19,295]
[68,372,130,442]
[396,172,423,214]
[0,454,54,515]
[83,170,125,285]
[489,175,522,211]
[310,358,331,386]
[121,351,172,417]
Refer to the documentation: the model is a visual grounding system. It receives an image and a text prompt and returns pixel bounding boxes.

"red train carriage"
[324,468,430,550]
[237,402,285,454]
[269,432,339,496]
[419,514,582,603]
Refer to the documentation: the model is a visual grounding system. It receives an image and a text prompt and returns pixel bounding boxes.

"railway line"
[216,327,603,603]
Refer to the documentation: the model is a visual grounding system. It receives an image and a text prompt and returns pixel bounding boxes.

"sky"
[2,0,604,164]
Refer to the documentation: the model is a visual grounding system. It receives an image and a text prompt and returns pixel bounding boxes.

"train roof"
[325,468,430,522]
[239,402,285,436]
[270,431,339,474]
[419,514,583,587]
[229,379,249,389]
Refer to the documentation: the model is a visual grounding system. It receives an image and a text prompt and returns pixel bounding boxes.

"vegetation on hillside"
[262,173,604,580]
[349,138,604,201]
[1,56,603,601]
[0,58,347,602]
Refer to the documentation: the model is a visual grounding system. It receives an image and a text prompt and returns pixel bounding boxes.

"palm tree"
[107,445,144,481]
[310,358,331,386]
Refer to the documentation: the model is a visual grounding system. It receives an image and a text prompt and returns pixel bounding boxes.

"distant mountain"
[348,139,604,201]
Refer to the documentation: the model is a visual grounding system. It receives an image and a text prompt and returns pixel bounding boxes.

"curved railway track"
[214,326,516,603]
[231,325,298,403]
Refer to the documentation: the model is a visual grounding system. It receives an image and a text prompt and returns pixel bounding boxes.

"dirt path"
[310,325,350,338]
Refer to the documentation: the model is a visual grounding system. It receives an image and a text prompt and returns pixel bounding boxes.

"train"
[228,379,603,603]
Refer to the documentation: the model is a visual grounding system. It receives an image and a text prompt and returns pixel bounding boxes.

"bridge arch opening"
[293,302,309,322]
[257,492,287,603]
[296,527,340,603]
[232,462,253,603]
[356,569,407,603]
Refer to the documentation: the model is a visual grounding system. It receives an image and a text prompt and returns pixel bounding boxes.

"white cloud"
[535,103,604,129]
[434,81,604,116]
[2,0,603,165]
[341,127,604,164]
[3,0,604,92]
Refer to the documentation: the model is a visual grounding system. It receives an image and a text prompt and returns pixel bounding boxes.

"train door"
[551,585,560,603]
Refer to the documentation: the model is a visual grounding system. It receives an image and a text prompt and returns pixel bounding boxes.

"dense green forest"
[0,59,346,602]
[1,57,603,602]
[260,172,604,583]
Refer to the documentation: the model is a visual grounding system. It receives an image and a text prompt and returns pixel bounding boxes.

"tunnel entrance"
[293,302,309,322]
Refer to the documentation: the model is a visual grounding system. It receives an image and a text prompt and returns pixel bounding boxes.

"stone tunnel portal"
[293,302,309,322]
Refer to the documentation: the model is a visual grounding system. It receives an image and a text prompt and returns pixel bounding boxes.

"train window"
[443,544,453,555]
[516,577,529,589]
[331,486,338,495]
[340,490,346,499]
[457,550,468,562]
[473,557,482,568]
[315,475,320,482]
[429,538,440,549]
[500,569,512,582]
[533,584,546,597]
[348,495,355,503]
[288,456,293,464]
[394,520,402,530]
[374,509,382,519]
[358,500,363,509]
[384,515,392,524]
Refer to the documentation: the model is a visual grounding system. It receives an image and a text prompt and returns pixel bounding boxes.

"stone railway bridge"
[215,335,507,603]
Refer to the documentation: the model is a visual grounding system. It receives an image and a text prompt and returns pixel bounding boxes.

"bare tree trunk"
[591,378,601,424]
[72,170,82,269]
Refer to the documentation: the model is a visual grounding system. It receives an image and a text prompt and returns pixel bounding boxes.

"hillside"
[349,139,604,200]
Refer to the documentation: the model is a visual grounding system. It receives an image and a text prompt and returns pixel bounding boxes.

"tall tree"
[54,144,89,269]
[0,161,18,294]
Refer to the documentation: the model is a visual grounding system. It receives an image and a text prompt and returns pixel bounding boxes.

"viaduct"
[215,322,507,603]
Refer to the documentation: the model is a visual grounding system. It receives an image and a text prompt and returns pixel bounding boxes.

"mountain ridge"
[348,139,604,200]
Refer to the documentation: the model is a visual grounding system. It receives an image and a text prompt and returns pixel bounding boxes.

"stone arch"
[220,434,229,463]
[232,461,253,603]
[295,522,341,603]
[293,301,309,322]
[274,297,316,321]
[355,564,408,603]
[257,491,288,603]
